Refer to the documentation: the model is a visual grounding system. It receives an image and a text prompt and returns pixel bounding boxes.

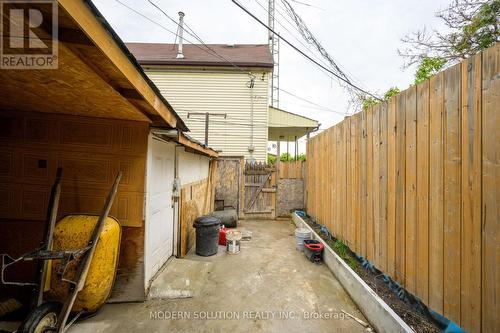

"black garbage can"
[193,215,221,256]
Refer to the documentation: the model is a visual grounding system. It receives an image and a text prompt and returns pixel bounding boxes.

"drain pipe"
[173,144,184,257]
[247,76,256,157]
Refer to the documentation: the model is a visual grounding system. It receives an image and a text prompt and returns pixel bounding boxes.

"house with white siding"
[127,43,273,161]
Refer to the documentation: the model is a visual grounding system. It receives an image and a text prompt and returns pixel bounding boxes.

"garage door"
[145,135,175,286]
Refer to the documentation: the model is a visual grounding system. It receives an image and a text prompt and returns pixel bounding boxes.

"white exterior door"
[145,135,175,286]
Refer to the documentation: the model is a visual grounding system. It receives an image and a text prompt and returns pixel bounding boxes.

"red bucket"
[218,226,227,246]
[303,239,324,263]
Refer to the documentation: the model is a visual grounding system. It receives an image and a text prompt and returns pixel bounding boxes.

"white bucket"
[226,230,242,254]
[295,228,312,252]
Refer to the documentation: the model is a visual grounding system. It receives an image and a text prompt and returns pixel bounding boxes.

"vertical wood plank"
[330,127,335,234]
[405,85,417,293]
[416,80,430,304]
[443,63,461,322]
[429,72,445,313]
[321,131,331,227]
[387,97,397,278]
[366,107,375,261]
[395,90,406,284]
[481,43,499,333]
[346,118,353,247]
[343,120,349,241]
[350,116,358,249]
[372,104,381,268]
[460,53,482,333]
[334,125,340,236]
[360,111,368,256]
[354,114,361,253]
[379,101,389,273]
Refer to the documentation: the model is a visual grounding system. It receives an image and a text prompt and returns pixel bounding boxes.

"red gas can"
[218,226,227,246]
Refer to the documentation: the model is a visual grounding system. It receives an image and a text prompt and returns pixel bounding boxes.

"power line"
[115,0,348,117]
[115,0,251,78]
[279,88,347,115]
[146,0,253,77]
[289,0,325,10]
[254,0,333,72]
[115,0,223,59]
[231,0,382,101]
[274,0,369,91]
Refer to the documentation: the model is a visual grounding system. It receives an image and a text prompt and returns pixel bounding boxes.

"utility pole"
[187,112,227,146]
[268,0,280,108]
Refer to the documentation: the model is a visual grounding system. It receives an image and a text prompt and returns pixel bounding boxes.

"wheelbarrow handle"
[56,171,122,333]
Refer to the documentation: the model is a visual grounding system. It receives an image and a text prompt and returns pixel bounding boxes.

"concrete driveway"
[69,219,369,333]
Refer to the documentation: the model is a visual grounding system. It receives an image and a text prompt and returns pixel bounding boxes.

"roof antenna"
[176,11,185,59]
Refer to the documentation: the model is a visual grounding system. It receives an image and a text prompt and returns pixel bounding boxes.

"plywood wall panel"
[0,111,148,227]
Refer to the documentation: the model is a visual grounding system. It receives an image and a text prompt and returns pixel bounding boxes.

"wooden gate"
[244,162,276,219]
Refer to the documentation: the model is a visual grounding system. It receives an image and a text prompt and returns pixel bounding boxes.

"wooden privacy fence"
[306,44,498,333]
[278,160,305,179]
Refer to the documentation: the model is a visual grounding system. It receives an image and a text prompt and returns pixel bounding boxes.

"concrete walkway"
[70,219,368,333]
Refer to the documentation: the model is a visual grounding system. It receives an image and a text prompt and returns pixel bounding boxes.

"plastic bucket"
[303,239,324,263]
[295,228,312,251]
[226,230,242,255]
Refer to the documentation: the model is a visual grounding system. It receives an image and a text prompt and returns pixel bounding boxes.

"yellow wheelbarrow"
[1,168,122,333]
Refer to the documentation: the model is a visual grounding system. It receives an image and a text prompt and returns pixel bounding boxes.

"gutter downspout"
[173,145,184,257]
[247,76,256,158]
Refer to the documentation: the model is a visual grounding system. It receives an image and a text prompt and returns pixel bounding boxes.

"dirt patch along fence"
[305,44,498,333]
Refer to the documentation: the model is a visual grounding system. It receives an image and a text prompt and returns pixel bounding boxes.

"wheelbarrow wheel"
[18,301,62,333]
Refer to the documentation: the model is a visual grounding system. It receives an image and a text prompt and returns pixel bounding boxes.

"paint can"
[226,230,242,255]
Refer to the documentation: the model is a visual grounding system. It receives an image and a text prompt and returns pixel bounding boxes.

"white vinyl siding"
[145,68,270,161]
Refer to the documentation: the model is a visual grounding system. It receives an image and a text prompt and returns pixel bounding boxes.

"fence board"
[351,117,359,251]
[395,90,406,284]
[416,80,430,304]
[405,85,417,293]
[460,53,482,333]
[379,102,389,273]
[346,118,353,246]
[366,107,375,262]
[354,114,361,252]
[360,112,367,257]
[429,72,445,313]
[342,121,348,241]
[387,97,397,278]
[325,129,335,235]
[372,104,381,268]
[443,64,461,322]
[481,43,499,333]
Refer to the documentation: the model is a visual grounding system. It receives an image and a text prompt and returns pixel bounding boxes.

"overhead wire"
[274,0,368,90]
[231,0,382,101]
[115,0,234,64]
[115,0,350,118]
[278,88,346,115]
[253,0,333,74]
[146,0,253,77]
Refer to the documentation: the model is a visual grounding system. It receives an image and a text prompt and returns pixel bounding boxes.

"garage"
[0,0,218,316]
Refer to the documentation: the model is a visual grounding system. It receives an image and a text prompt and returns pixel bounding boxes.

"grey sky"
[93,0,450,152]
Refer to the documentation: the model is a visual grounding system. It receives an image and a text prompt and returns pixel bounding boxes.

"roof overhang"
[143,64,273,73]
[268,106,319,141]
[0,0,187,130]
[126,43,274,70]
[151,128,218,158]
